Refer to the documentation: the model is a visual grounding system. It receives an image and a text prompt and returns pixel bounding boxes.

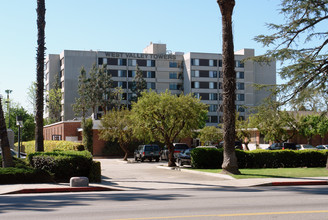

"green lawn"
[191,168,328,179]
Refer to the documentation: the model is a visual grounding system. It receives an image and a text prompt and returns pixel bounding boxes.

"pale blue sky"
[1,0,282,112]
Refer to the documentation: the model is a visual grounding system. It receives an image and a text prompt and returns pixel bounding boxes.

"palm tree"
[35,0,46,152]
[217,0,240,174]
[0,96,14,167]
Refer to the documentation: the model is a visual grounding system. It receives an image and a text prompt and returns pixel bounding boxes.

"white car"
[296,144,316,150]
[316,145,328,150]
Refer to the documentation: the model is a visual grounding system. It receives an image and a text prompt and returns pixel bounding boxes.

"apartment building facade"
[45,43,276,126]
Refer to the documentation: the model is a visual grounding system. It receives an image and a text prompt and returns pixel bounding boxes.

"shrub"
[0,156,53,184]
[89,161,101,183]
[191,148,328,169]
[27,150,100,182]
[23,140,84,154]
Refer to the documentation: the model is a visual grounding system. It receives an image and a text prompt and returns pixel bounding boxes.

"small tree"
[47,73,62,122]
[198,126,222,146]
[131,90,208,167]
[100,108,134,161]
[0,96,14,167]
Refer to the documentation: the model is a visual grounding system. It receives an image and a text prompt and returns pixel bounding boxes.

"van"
[134,144,161,162]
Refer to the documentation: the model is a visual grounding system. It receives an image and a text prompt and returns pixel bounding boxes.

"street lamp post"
[16,116,23,158]
[5,89,12,129]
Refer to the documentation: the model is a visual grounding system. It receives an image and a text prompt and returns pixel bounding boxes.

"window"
[147,71,155,78]
[219,82,222,89]
[169,61,178,68]
[209,93,218,100]
[219,71,222,78]
[128,59,137,66]
[237,82,244,90]
[118,70,126,77]
[209,82,215,89]
[191,70,199,77]
[192,81,200,89]
[209,71,217,78]
[209,104,218,112]
[236,94,245,101]
[191,59,199,66]
[118,81,127,88]
[219,60,222,67]
[147,82,156,90]
[236,105,245,112]
[194,93,200,99]
[219,93,223,100]
[209,59,217,67]
[237,72,244,79]
[128,70,136,77]
[169,72,177,79]
[118,59,126,66]
[169,83,178,90]
[147,60,155,67]
[209,116,218,123]
[236,60,244,68]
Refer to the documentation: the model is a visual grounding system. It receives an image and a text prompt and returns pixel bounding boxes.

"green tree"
[82,118,93,153]
[97,64,113,114]
[249,102,298,143]
[254,0,328,107]
[131,65,147,103]
[99,108,134,161]
[6,103,35,142]
[298,114,328,144]
[131,90,208,167]
[217,0,239,174]
[27,81,37,116]
[198,126,222,146]
[35,0,46,152]
[73,67,91,121]
[236,115,252,151]
[0,96,14,167]
[47,73,62,122]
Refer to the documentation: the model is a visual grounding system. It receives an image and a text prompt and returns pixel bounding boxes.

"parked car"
[266,142,297,150]
[196,146,217,149]
[177,148,192,167]
[296,144,316,150]
[134,144,161,162]
[0,149,26,158]
[218,141,243,150]
[316,145,328,150]
[161,143,189,161]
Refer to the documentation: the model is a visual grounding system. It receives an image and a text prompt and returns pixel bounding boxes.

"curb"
[5,186,121,195]
[255,180,328,187]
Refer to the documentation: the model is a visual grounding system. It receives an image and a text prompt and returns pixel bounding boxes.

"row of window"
[112,81,156,90]
[208,104,245,113]
[108,70,156,78]
[207,115,245,124]
[191,59,245,68]
[192,82,245,90]
[194,93,245,101]
[192,71,244,79]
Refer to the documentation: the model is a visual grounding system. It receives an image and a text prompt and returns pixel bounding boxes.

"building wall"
[43,121,81,141]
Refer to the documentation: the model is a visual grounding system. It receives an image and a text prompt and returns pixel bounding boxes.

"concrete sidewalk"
[1,158,327,195]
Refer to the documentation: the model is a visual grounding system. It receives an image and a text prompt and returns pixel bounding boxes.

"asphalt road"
[1,186,328,220]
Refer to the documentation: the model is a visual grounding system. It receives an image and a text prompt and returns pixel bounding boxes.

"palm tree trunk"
[35,0,46,152]
[0,97,14,167]
[217,0,240,174]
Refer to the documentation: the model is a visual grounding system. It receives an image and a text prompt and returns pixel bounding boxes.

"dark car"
[218,141,243,150]
[177,148,192,167]
[267,142,297,150]
[134,144,161,162]
[161,143,189,161]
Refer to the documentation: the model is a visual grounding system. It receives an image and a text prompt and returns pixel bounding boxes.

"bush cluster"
[23,140,85,154]
[191,148,328,169]
[0,156,53,184]
[28,150,101,182]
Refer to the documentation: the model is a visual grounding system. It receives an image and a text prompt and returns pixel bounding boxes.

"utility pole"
[5,89,12,129]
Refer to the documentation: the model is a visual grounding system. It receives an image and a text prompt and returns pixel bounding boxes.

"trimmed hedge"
[23,140,85,155]
[0,156,54,184]
[191,148,328,169]
[27,151,101,183]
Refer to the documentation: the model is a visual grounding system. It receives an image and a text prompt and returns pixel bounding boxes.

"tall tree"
[73,67,91,122]
[27,81,37,116]
[0,96,14,167]
[47,73,62,122]
[217,0,240,174]
[254,0,328,108]
[100,108,134,161]
[35,0,46,152]
[131,65,147,103]
[131,90,208,167]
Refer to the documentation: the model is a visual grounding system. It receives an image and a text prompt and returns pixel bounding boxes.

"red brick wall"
[43,122,81,141]
[92,130,106,156]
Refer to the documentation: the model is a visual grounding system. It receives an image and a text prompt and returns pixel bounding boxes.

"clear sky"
[0,0,282,113]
